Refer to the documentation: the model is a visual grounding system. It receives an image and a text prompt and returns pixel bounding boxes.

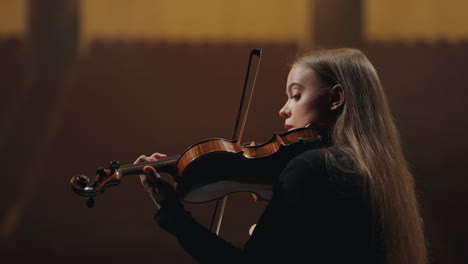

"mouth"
[284,124,294,131]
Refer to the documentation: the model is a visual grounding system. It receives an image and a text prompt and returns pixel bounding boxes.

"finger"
[134,154,161,165]
[140,174,161,208]
[144,170,176,200]
[150,153,168,160]
[140,174,154,192]
[140,175,161,208]
[143,166,175,197]
[146,156,158,162]
[143,166,163,187]
[134,155,150,164]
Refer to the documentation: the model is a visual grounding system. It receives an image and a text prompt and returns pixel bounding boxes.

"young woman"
[134,48,428,264]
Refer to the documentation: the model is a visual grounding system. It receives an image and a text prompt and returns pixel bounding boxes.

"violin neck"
[119,156,180,177]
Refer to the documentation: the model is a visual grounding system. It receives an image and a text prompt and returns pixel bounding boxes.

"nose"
[279,102,290,119]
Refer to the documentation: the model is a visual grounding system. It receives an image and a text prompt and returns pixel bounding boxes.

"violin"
[70,127,323,207]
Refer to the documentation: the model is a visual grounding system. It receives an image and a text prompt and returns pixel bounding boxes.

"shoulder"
[276,148,327,202]
[285,147,351,167]
[277,148,363,202]
[280,147,350,181]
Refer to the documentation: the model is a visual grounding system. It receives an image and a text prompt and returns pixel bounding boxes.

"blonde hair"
[295,48,427,264]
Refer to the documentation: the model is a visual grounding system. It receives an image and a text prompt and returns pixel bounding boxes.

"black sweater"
[154,148,372,263]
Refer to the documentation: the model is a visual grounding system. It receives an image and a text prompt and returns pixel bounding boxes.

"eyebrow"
[287,82,304,95]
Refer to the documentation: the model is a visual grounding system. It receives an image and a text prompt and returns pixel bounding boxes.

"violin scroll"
[71,157,180,208]
[71,160,122,207]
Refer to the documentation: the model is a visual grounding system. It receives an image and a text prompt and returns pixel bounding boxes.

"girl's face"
[279,64,332,131]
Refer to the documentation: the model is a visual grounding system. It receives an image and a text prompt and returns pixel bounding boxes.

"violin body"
[71,127,323,205]
[177,127,322,203]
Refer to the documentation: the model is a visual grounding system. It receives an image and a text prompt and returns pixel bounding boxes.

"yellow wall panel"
[82,0,310,44]
[4,1,468,44]
[0,0,26,37]
[365,0,468,42]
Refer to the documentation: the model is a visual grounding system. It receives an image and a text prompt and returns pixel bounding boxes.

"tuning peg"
[75,175,89,188]
[96,167,106,175]
[109,160,120,173]
[96,167,107,182]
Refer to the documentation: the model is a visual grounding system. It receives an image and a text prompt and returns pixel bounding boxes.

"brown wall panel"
[1,40,467,264]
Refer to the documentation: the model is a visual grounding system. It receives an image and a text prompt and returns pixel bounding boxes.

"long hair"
[295,48,427,264]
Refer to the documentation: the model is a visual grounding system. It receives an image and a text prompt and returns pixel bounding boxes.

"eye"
[290,94,301,100]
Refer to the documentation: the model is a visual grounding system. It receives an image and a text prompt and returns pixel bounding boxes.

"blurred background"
[1,0,467,263]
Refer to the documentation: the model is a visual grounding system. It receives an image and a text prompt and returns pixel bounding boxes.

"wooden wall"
[1,38,467,264]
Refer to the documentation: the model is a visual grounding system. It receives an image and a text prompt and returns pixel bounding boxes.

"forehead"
[286,64,318,91]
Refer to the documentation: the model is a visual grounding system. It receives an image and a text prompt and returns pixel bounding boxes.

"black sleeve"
[242,149,330,263]
[153,200,245,264]
[155,148,330,263]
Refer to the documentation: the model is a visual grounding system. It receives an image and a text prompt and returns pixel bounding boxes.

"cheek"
[301,95,329,120]
[302,95,322,113]
[290,101,317,122]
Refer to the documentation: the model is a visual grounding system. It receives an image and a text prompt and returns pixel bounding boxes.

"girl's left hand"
[140,165,179,209]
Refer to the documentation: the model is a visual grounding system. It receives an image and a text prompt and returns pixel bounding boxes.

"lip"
[284,124,294,131]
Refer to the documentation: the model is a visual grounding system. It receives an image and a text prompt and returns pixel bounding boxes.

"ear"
[329,84,345,111]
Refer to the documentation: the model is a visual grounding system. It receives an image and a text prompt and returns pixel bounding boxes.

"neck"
[306,123,332,145]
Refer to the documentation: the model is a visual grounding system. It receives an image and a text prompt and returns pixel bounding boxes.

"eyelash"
[290,94,301,100]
